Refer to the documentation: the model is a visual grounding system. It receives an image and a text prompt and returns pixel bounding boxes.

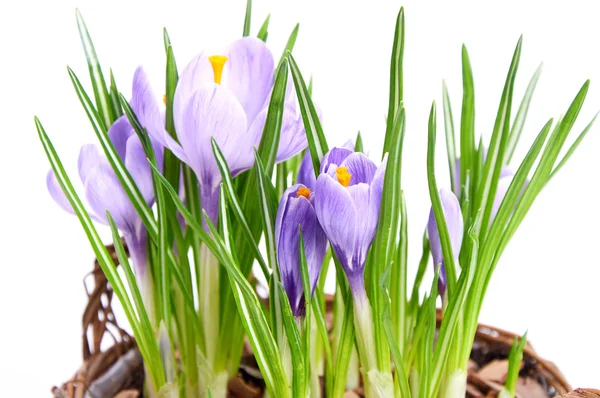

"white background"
[1,0,598,395]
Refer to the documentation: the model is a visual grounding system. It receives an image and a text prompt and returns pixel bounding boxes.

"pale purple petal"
[174,84,248,183]
[347,183,378,269]
[224,37,274,124]
[315,174,357,274]
[320,147,353,174]
[124,230,149,276]
[47,170,75,215]
[84,163,139,235]
[131,67,167,146]
[125,135,155,204]
[370,155,388,202]
[108,116,135,160]
[296,151,316,191]
[78,144,106,184]
[276,107,308,162]
[427,188,463,294]
[340,153,377,185]
[173,51,213,125]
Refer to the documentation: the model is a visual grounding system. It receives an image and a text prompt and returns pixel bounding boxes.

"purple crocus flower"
[296,140,354,191]
[147,37,308,225]
[47,68,163,275]
[275,184,327,317]
[427,188,464,295]
[314,148,387,295]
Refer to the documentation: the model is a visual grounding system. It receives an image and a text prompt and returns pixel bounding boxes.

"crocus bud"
[314,149,386,295]
[275,184,328,317]
[427,188,464,295]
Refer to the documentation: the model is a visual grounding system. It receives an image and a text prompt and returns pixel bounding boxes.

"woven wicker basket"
[51,245,584,398]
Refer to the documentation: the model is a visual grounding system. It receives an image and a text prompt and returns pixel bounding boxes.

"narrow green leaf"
[442,80,458,193]
[474,36,522,239]
[108,69,123,118]
[331,289,355,398]
[383,7,405,155]
[298,228,311,393]
[427,101,458,294]
[504,332,528,396]
[257,14,270,42]
[506,64,543,164]
[288,52,329,175]
[355,131,364,153]
[370,108,406,370]
[550,111,598,179]
[381,263,411,398]
[459,45,475,201]
[277,283,306,398]
[279,24,300,65]
[391,191,408,348]
[242,0,252,36]
[75,9,115,127]
[211,139,269,277]
[311,287,334,397]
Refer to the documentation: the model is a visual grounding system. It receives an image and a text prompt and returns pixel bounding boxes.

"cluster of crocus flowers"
[145,37,308,225]
[276,146,393,396]
[47,68,164,277]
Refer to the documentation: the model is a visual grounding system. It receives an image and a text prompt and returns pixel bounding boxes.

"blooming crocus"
[275,184,327,317]
[296,139,354,191]
[314,148,386,295]
[147,37,308,225]
[47,68,164,276]
[427,188,464,296]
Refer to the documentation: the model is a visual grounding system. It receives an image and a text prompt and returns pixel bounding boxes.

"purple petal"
[276,105,308,162]
[84,163,139,235]
[124,231,149,276]
[108,116,135,160]
[347,183,378,269]
[320,147,353,174]
[46,170,75,215]
[296,151,316,191]
[173,51,213,125]
[276,184,327,316]
[224,37,275,124]
[131,67,166,146]
[427,188,463,293]
[174,83,248,183]
[315,174,357,273]
[370,155,387,203]
[124,135,155,204]
[78,144,105,184]
[340,152,377,185]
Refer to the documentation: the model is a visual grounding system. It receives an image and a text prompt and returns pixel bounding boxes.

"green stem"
[200,244,220,365]
[352,283,394,398]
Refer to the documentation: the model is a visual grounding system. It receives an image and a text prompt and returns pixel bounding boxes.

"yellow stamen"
[208,55,228,84]
[162,93,167,105]
[296,187,311,199]
[336,167,352,187]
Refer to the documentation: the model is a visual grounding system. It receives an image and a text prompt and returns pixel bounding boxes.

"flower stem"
[200,244,220,365]
[440,369,467,398]
[352,284,394,398]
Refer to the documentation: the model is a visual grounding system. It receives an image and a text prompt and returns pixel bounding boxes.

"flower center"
[336,167,352,187]
[208,55,228,84]
[162,93,167,105]
[296,186,311,199]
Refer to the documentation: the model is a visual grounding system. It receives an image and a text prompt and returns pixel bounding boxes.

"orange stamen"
[296,187,311,199]
[336,167,352,187]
